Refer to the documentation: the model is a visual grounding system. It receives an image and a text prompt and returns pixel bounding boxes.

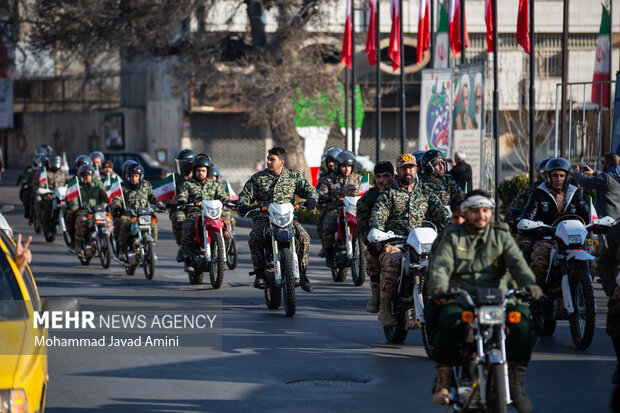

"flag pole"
[460,0,466,64]
[609,0,613,152]
[529,0,536,184]
[45,167,49,190]
[492,0,499,221]
[399,0,406,153]
[77,180,83,208]
[430,0,435,68]
[120,182,127,210]
[376,0,382,162]
[352,0,357,156]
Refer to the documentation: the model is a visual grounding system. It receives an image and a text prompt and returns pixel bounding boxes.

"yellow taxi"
[0,228,48,413]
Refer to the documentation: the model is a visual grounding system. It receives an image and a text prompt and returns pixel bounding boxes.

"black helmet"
[89,151,104,162]
[47,156,62,172]
[126,163,145,187]
[78,164,95,183]
[412,151,426,173]
[121,160,139,181]
[175,149,197,176]
[34,154,47,168]
[208,165,220,180]
[421,150,446,177]
[44,145,54,157]
[192,153,212,177]
[322,146,342,163]
[536,158,550,183]
[336,150,356,167]
[544,157,571,189]
[35,146,47,156]
[75,155,93,169]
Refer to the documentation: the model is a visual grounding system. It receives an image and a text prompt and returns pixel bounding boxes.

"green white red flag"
[359,174,370,195]
[434,5,449,68]
[105,175,123,203]
[225,179,238,200]
[153,174,176,202]
[589,196,598,223]
[592,5,611,106]
[38,167,47,184]
[66,176,80,202]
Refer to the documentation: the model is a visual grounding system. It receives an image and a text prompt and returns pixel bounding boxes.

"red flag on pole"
[592,5,611,106]
[448,0,469,57]
[388,0,401,71]
[417,0,430,63]
[341,0,353,69]
[366,0,378,66]
[485,0,494,52]
[517,0,530,54]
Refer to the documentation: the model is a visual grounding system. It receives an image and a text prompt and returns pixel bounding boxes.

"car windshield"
[140,153,161,168]
[0,253,27,321]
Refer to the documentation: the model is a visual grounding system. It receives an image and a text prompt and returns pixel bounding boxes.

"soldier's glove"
[156,202,166,212]
[238,204,252,215]
[176,211,186,222]
[304,198,317,211]
[525,284,544,301]
[318,195,331,204]
[367,241,383,257]
[112,205,123,218]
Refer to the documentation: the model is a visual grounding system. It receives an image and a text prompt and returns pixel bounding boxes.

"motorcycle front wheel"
[350,235,366,286]
[43,222,55,243]
[420,277,434,359]
[209,233,226,289]
[98,234,112,269]
[569,265,596,350]
[486,363,508,413]
[264,286,281,309]
[331,266,347,282]
[143,240,155,280]
[226,237,238,270]
[280,247,296,317]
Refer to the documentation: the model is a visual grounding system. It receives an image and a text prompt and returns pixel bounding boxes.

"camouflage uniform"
[316,170,337,238]
[177,178,230,256]
[358,186,383,283]
[19,166,36,219]
[169,173,188,245]
[317,173,361,250]
[420,174,463,205]
[370,180,450,293]
[111,181,162,244]
[238,168,318,273]
[33,169,70,227]
[598,221,620,367]
[67,182,109,243]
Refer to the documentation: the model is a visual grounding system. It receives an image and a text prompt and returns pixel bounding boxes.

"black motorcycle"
[73,204,112,268]
[116,207,161,279]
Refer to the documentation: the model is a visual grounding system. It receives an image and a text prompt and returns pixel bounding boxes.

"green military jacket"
[69,182,109,216]
[370,180,450,237]
[599,221,620,297]
[357,186,381,243]
[111,181,159,211]
[239,167,318,221]
[421,173,463,205]
[19,166,36,186]
[35,170,70,191]
[427,222,536,297]
[317,173,361,211]
[177,178,229,219]
[508,184,535,212]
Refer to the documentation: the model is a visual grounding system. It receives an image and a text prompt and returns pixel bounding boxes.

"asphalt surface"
[1,171,617,412]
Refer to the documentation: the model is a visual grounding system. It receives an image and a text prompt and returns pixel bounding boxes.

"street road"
[1,180,616,412]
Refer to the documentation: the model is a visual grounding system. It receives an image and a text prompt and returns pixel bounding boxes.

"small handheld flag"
[359,174,370,195]
[153,174,176,202]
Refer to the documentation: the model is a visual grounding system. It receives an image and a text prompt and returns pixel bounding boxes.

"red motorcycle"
[328,196,365,286]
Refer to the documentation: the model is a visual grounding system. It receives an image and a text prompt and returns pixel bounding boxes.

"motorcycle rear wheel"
[188,271,203,285]
[43,224,55,242]
[350,235,366,286]
[209,233,226,289]
[143,240,155,280]
[486,363,508,413]
[331,267,347,282]
[125,264,136,275]
[420,277,434,359]
[383,325,408,343]
[226,237,238,270]
[531,299,556,336]
[99,234,111,269]
[569,267,596,350]
[264,286,281,309]
[280,247,296,317]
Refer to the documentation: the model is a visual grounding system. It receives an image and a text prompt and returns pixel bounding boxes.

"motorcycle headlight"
[567,235,582,245]
[271,211,292,227]
[419,243,433,255]
[95,211,106,221]
[478,306,505,325]
[139,215,151,225]
[206,208,221,219]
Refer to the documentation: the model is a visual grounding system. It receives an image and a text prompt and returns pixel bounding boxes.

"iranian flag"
[589,196,599,223]
[516,0,530,54]
[359,174,370,195]
[592,4,611,107]
[105,175,123,202]
[153,174,176,202]
[485,0,494,52]
[366,0,378,66]
[448,0,468,57]
[38,167,47,183]
[61,152,69,172]
[66,176,80,202]
[416,0,430,64]
[434,5,449,68]
[388,0,401,71]
[225,179,238,201]
[341,0,353,69]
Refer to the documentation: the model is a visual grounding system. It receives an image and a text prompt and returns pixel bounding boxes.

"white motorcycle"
[368,224,437,357]
[518,214,615,349]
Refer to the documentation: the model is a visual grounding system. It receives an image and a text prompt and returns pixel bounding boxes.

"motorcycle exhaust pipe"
[562,274,575,314]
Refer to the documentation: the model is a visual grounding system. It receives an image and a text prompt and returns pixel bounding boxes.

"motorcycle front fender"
[567,250,595,261]
[487,348,505,364]
[143,234,154,242]
[273,227,293,242]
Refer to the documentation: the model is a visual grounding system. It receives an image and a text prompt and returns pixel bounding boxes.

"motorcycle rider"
[506,158,550,234]
[317,150,361,266]
[420,150,463,205]
[18,154,45,221]
[368,153,450,327]
[316,146,342,241]
[101,160,120,182]
[89,151,105,178]
[33,156,69,232]
[238,146,318,292]
[111,163,165,260]
[177,154,231,273]
[29,154,48,230]
[67,165,109,249]
[519,157,589,285]
[426,190,542,412]
[169,149,196,262]
[356,161,394,313]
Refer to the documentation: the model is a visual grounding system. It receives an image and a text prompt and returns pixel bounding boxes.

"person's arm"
[238,176,256,207]
[519,192,539,221]
[343,174,361,196]
[316,175,330,197]
[369,192,391,232]
[573,171,607,190]
[356,193,372,243]
[215,181,230,202]
[427,233,455,296]
[499,225,537,287]
[466,164,473,193]
[14,234,32,276]
[296,175,318,202]
[99,187,109,205]
[572,191,590,223]
[177,182,190,204]
[599,224,620,297]
[426,192,451,228]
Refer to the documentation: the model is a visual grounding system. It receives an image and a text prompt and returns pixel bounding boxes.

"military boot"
[325,247,335,268]
[253,269,266,289]
[176,246,184,263]
[509,363,533,413]
[118,243,128,261]
[366,282,380,313]
[184,256,194,273]
[378,290,397,327]
[300,270,312,292]
[433,366,452,405]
